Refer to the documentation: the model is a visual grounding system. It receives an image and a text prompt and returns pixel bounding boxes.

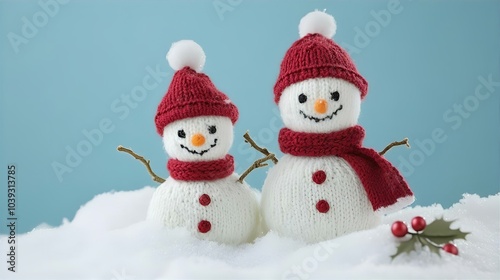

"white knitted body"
[147,173,259,245]
[261,154,380,243]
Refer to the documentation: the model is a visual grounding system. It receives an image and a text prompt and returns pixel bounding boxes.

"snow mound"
[1,188,498,279]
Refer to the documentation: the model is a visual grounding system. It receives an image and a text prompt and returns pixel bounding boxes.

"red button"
[199,194,211,206]
[198,220,211,233]
[312,170,327,184]
[316,200,330,213]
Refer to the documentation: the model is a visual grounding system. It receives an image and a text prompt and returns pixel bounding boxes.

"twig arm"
[243,132,278,164]
[237,153,275,183]
[117,145,166,183]
[379,138,410,156]
[237,131,279,183]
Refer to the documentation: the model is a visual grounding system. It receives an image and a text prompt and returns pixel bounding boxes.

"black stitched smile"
[180,139,218,156]
[299,105,343,123]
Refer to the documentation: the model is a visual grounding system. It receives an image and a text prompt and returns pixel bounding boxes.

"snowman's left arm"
[237,131,279,183]
[242,132,278,164]
[379,138,410,156]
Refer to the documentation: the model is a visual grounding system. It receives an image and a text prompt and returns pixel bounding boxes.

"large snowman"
[147,40,259,245]
[261,11,415,243]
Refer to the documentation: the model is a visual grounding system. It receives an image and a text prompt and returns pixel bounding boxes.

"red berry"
[442,243,459,255]
[391,221,408,237]
[411,216,426,231]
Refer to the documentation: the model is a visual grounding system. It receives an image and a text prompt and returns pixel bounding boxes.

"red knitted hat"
[155,40,239,135]
[274,11,368,103]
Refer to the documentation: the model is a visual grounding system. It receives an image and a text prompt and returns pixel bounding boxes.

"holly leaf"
[421,217,470,245]
[418,236,441,256]
[391,235,418,260]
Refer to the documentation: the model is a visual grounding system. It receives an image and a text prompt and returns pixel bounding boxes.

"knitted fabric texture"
[155,66,239,135]
[149,40,259,245]
[278,126,414,211]
[261,154,380,243]
[162,116,234,162]
[278,77,362,134]
[147,173,260,245]
[274,33,368,103]
[167,154,234,181]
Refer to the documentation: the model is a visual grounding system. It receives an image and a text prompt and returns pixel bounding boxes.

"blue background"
[1,0,499,234]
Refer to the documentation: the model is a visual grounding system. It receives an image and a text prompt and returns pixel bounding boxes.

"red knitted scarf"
[167,154,234,181]
[278,126,414,212]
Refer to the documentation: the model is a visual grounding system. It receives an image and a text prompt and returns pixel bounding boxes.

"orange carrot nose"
[314,99,328,114]
[191,133,206,146]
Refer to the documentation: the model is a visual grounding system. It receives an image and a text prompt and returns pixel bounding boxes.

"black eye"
[298,93,307,103]
[208,125,217,134]
[177,129,186,138]
[330,91,340,101]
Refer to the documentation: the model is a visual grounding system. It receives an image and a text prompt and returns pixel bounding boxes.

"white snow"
[1,187,499,280]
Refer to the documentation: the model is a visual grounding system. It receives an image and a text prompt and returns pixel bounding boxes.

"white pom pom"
[166,40,206,72]
[299,10,337,39]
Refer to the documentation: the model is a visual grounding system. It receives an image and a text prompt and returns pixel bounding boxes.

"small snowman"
[261,11,415,243]
[147,40,259,245]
